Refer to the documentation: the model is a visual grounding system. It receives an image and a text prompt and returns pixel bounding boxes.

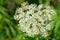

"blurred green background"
[0,0,60,40]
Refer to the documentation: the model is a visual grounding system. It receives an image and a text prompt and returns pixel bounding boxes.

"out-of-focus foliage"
[0,6,18,40]
[0,0,60,40]
[0,0,18,40]
[0,0,5,5]
[15,0,25,4]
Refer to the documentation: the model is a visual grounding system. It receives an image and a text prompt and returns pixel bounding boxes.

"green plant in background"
[0,0,18,40]
[0,6,17,40]
[0,0,60,40]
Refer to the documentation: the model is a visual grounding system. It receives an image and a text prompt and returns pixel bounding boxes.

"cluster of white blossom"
[14,2,56,38]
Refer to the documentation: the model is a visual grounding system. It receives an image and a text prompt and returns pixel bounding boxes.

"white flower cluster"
[14,2,56,38]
